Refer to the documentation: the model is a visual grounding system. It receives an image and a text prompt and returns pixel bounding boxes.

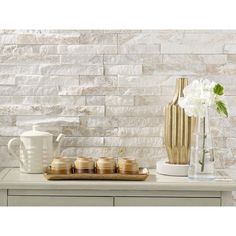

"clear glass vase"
[188,110,215,180]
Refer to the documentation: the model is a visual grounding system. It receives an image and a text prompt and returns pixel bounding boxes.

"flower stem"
[201,117,206,172]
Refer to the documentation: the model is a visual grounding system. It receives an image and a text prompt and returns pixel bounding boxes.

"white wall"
[0,30,235,169]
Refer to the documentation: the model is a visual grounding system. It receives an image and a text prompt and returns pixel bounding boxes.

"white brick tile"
[135,96,172,105]
[117,126,163,137]
[40,65,104,76]
[16,116,81,126]
[163,55,227,65]
[15,75,80,86]
[0,34,17,44]
[106,106,163,117]
[0,55,17,63]
[104,137,163,147]
[143,64,206,75]
[0,105,104,116]
[118,75,168,87]
[58,45,117,54]
[0,116,16,126]
[0,75,15,85]
[17,55,60,64]
[62,126,104,137]
[86,96,105,105]
[0,65,17,74]
[105,65,142,75]
[118,31,184,45]
[105,96,134,106]
[118,44,160,54]
[104,55,162,64]
[61,55,103,64]
[63,137,104,147]
[224,44,236,53]
[59,86,119,96]
[161,43,223,54]
[40,65,103,76]
[0,86,58,96]
[85,117,118,128]
[119,87,161,95]
[79,76,117,87]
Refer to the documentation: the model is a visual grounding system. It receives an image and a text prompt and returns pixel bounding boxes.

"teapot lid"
[21,125,53,137]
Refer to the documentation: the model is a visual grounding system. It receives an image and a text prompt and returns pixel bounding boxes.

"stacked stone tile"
[0,30,235,169]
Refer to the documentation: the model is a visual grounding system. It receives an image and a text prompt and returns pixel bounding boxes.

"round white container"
[156,159,189,177]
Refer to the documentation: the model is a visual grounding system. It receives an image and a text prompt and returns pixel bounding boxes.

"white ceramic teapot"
[8,125,65,173]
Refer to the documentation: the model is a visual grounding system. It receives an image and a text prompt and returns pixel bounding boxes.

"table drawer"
[8,196,113,206]
[115,197,221,206]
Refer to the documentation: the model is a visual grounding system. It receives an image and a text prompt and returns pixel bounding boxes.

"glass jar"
[188,110,215,180]
[118,157,139,175]
[50,157,73,174]
[96,157,116,174]
[74,157,95,173]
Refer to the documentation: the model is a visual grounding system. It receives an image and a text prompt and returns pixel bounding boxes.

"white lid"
[21,125,53,137]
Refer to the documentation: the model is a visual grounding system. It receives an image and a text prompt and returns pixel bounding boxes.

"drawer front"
[115,197,221,206]
[8,196,113,206]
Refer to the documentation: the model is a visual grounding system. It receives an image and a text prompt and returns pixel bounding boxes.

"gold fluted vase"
[164,78,195,165]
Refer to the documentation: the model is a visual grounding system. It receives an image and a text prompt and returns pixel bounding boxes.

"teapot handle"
[54,134,65,156]
[8,138,24,165]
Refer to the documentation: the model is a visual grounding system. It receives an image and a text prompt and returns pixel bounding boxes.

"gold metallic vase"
[164,78,195,164]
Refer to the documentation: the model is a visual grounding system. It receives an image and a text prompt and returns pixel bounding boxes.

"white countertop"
[1,168,236,191]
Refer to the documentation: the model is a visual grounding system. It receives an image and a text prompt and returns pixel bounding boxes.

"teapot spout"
[54,133,65,157]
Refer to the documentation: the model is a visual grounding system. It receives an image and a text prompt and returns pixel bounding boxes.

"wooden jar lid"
[96,157,116,169]
[51,157,73,169]
[50,157,73,174]
[74,157,94,170]
[96,157,116,174]
[118,157,137,165]
[118,157,139,174]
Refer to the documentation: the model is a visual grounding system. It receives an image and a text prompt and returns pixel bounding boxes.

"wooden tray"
[44,168,149,181]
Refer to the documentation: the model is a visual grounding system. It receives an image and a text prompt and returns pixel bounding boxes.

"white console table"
[0,168,236,206]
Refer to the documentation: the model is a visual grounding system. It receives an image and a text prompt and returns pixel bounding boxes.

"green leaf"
[216,100,229,117]
[214,83,224,96]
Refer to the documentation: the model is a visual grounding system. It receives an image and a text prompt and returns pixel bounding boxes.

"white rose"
[178,79,216,118]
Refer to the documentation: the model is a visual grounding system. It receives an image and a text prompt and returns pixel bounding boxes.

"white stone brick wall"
[0,30,236,170]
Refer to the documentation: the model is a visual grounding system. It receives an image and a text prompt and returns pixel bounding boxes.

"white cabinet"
[7,195,222,206]
[0,168,235,206]
[8,196,113,206]
[0,190,7,206]
[114,197,221,206]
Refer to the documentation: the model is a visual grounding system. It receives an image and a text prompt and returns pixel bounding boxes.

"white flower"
[178,79,216,118]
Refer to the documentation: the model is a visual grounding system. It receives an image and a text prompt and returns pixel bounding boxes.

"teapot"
[8,125,65,173]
